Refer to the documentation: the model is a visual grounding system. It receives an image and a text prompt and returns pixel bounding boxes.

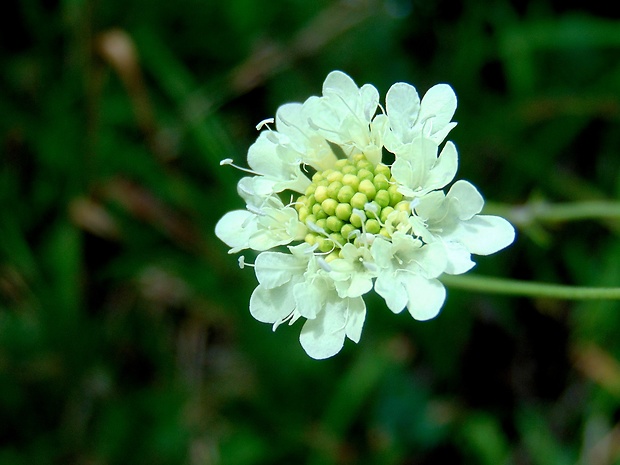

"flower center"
[295,153,411,257]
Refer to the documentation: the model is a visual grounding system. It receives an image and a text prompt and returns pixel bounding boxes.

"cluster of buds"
[295,154,413,258]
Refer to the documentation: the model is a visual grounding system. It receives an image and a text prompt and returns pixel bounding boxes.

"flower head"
[216,71,515,359]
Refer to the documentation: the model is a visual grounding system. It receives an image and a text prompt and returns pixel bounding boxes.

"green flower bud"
[314,185,329,204]
[334,159,348,169]
[341,224,357,241]
[388,184,403,205]
[295,195,306,211]
[364,201,381,219]
[380,206,394,223]
[304,233,317,245]
[329,232,345,247]
[342,173,360,190]
[327,181,343,199]
[358,179,376,200]
[316,236,332,253]
[326,170,343,183]
[375,164,391,178]
[395,200,411,212]
[357,168,374,182]
[298,206,309,222]
[350,192,368,210]
[342,164,357,174]
[315,218,327,231]
[373,173,390,191]
[325,250,340,262]
[335,203,352,221]
[337,185,355,203]
[321,198,338,216]
[374,189,390,208]
[326,215,344,232]
[365,219,381,234]
[356,160,374,172]
[350,211,364,228]
[315,209,328,220]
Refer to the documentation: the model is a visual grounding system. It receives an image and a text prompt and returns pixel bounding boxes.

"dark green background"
[2,0,620,463]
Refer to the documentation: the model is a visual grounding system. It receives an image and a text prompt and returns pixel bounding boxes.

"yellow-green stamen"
[294,154,410,253]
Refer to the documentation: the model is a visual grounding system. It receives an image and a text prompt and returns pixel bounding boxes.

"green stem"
[440,274,620,300]
[484,200,620,225]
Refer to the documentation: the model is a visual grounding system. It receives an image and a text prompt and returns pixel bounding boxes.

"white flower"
[303,70,387,165]
[390,136,458,198]
[371,232,447,320]
[245,131,312,196]
[249,243,366,359]
[215,177,307,253]
[328,242,377,298]
[412,180,516,274]
[385,81,457,151]
[273,103,338,171]
[216,70,514,359]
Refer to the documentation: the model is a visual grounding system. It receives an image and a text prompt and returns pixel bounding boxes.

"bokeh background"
[2,0,620,463]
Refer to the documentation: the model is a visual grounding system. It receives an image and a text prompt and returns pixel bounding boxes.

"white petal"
[275,103,305,139]
[249,283,295,324]
[251,177,279,197]
[430,122,458,144]
[322,70,359,98]
[386,82,420,141]
[403,276,446,321]
[426,141,458,190]
[321,71,379,128]
[293,281,323,319]
[345,297,366,343]
[254,251,306,288]
[247,230,289,251]
[375,273,408,314]
[247,133,309,194]
[299,299,347,359]
[414,191,446,220]
[446,180,484,220]
[390,157,416,190]
[236,176,262,203]
[370,236,393,269]
[391,137,439,193]
[247,132,282,176]
[442,241,476,275]
[452,215,516,255]
[359,84,380,120]
[215,210,254,250]
[347,274,374,298]
[411,241,448,279]
[419,84,457,142]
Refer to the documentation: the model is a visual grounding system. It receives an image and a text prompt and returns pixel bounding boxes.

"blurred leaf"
[517,408,574,465]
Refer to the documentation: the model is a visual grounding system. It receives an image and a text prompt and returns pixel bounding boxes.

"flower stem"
[440,274,620,300]
[484,201,620,226]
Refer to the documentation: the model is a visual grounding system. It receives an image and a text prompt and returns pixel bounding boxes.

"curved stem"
[440,274,620,300]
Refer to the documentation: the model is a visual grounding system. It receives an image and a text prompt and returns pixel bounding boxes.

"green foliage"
[2,0,620,463]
